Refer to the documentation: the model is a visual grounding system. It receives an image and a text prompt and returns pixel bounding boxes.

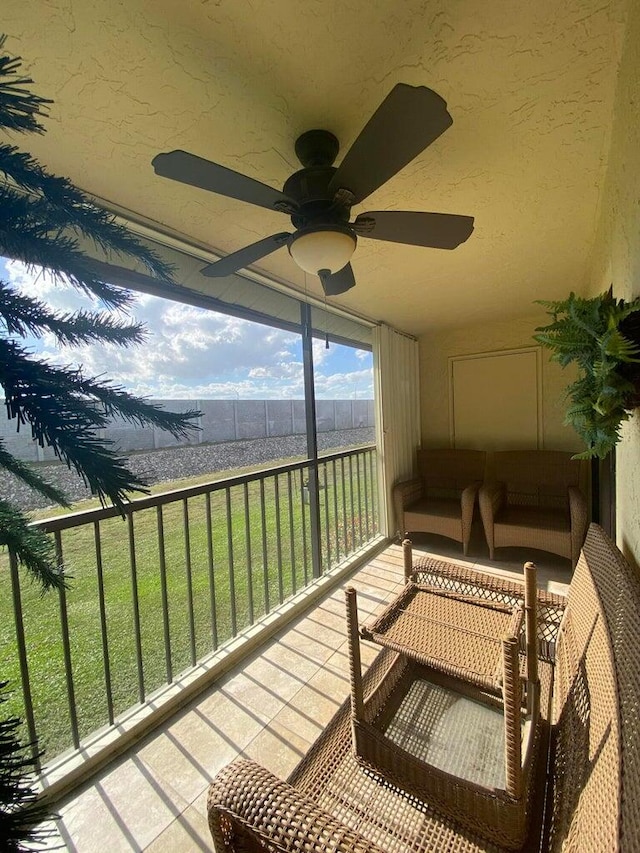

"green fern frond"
[535,288,640,458]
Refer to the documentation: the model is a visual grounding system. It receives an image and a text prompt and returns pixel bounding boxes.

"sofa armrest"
[393,477,423,507]
[568,485,588,567]
[479,481,506,518]
[392,477,423,535]
[461,480,482,514]
[460,480,482,551]
[208,758,386,853]
[479,481,506,559]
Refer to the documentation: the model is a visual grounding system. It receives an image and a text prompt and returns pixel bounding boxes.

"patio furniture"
[345,557,542,849]
[479,450,588,567]
[393,448,486,554]
[208,524,637,852]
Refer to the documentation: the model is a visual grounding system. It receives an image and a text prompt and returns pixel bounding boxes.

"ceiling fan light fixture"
[288,226,356,276]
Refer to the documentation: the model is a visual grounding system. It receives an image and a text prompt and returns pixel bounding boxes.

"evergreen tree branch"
[73,377,201,439]
[0,500,63,590]
[0,145,175,283]
[0,279,146,347]
[0,35,50,135]
[0,340,200,509]
[0,341,147,509]
[0,680,56,850]
[0,223,133,310]
[0,438,69,506]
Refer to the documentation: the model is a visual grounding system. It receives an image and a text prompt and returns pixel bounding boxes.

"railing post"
[127,513,145,702]
[94,520,114,724]
[301,301,322,578]
[156,506,173,683]
[54,531,80,749]
[8,550,41,772]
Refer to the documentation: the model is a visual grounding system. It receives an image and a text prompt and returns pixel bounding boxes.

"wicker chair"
[479,450,588,567]
[393,449,486,555]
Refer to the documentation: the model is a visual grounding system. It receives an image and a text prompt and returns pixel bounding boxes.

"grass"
[0,451,377,762]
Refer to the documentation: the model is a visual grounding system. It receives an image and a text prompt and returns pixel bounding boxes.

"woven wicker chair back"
[549,524,638,851]
[492,450,584,507]
[417,448,486,492]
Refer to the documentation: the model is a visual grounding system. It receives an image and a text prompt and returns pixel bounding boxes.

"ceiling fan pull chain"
[325,294,330,349]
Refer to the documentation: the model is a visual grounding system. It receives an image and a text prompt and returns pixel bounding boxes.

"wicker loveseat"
[479,450,588,567]
[208,524,639,852]
[393,448,486,555]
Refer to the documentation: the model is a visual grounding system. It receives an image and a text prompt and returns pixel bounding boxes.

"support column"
[301,302,322,578]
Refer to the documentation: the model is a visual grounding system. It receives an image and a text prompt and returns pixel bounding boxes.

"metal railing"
[2,445,378,771]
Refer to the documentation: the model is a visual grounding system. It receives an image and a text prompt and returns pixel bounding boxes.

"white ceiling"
[3,0,628,335]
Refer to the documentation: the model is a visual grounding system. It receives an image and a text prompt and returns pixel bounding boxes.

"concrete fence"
[1,399,375,462]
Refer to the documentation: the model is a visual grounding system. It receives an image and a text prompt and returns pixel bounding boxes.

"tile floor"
[39,528,572,851]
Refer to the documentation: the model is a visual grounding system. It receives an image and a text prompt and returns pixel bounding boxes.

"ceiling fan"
[152,83,474,296]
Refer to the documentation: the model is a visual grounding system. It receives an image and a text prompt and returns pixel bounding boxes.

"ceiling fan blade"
[319,264,356,296]
[353,211,474,249]
[328,84,453,205]
[152,150,298,214]
[201,233,291,278]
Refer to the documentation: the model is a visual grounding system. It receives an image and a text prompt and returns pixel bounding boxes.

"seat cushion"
[405,496,461,521]
[496,505,569,531]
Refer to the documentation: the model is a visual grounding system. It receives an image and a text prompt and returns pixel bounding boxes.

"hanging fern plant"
[534,288,640,459]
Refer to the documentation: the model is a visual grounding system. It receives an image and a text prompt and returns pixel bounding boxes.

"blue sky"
[1,259,373,400]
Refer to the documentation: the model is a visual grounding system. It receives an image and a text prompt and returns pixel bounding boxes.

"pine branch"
[0,35,50,135]
[0,279,146,347]
[0,438,69,506]
[0,340,200,509]
[0,341,144,508]
[0,680,56,849]
[0,337,200,441]
[0,500,63,590]
[0,218,134,310]
[74,377,201,439]
[0,145,175,283]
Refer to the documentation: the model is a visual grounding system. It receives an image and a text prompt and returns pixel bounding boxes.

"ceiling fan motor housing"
[283,165,352,230]
[294,129,340,168]
[284,129,355,230]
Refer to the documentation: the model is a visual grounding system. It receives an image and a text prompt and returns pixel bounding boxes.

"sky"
[1,259,374,401]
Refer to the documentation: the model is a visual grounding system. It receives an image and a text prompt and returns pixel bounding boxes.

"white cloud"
[3,260,373,400]
[314,367,373,399]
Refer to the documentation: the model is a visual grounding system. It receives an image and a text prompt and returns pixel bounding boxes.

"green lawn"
[0,452,377,762]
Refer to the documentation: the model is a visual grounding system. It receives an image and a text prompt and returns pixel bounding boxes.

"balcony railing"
[2,444,378,776]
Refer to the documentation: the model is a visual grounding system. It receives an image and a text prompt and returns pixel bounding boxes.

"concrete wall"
[418,314,580,454]
[588,0,640,565]
[1,399,375,462]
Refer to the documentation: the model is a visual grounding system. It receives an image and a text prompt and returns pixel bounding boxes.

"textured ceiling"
[2,0,628,334]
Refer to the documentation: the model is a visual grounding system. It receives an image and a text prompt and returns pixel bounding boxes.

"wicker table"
[345,559,542,850]
[360,581,524,692]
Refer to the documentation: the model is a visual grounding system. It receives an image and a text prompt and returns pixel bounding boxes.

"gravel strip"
[1,428,375,512]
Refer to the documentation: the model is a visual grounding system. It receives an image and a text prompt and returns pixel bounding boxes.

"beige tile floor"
[40,527,572,852]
